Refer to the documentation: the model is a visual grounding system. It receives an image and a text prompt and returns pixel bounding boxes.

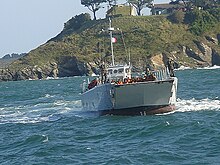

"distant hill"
[0,53,26,69]
[0,8,220,81]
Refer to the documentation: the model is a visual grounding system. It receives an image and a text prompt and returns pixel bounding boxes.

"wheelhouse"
[107,65,131,81]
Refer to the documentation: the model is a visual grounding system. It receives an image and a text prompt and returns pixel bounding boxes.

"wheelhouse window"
[118,68,123,73]
[108,69,112,74]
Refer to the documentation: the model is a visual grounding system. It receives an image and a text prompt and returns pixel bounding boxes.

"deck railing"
[153,67,170,80]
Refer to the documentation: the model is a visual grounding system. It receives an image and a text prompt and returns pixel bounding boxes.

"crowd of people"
[86,58,175,90]
[115,75,156,85]
[88,68,157,89]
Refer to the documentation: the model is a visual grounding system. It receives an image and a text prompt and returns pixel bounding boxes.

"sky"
[0,0,168,57]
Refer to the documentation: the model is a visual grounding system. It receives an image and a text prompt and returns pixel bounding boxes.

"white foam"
[175,65,192,70]
[42,135,49,143]
[0,116,49,124]
[175,65,220,71]
[44,94,53,98]
[197,65,220,70]
[53,100,66,106]
[176,98,220,113]
[46,77,54,80]
[91,73,99,77]
[0,99,83,124]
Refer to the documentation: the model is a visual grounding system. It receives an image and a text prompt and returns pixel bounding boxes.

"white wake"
[176,98,220,113]
[0,100,82,124]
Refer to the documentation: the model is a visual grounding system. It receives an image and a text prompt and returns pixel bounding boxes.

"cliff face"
[0,16,220,81]
[1,39,219,81]
[0,62,58,81]
[148,37,220,69]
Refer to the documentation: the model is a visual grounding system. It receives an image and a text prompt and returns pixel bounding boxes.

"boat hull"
[98,104,175,116]
[81,77,177,116]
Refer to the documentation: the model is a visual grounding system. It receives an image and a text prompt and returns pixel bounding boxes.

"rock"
[0,56,89,81]
[212,49,220,66]
[86,62,99,76]
[50,62,59,78]
[150,53,165,69]
[194,41,212,64]
[0,45,219,81]
[205,36,218,44]
[217,34,220,44]
[58,56,87,77]
[15,67,33,80]
[185,46,205,62]
[0,69,14,81]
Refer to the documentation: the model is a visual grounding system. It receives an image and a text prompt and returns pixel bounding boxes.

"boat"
[81,19,178,116]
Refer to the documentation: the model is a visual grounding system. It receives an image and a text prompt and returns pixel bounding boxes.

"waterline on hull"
[83,105,175,116]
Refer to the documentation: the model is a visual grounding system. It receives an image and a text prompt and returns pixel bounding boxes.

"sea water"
[0,67,220,164]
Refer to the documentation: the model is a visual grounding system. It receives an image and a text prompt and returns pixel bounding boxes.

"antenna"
[108,18,115,66]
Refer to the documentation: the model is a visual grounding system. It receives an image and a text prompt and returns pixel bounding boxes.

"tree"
[171,0,219,11]
[188,0,219,9]
[106,0,117,7]
[128,0,153,16]
[184,8,217,35]
[168,10,185,23]
[81,0,106,20]
[64,13,91,31]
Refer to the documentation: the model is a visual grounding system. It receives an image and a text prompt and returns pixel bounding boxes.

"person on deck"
[144,67,156,81]
[167,59,175,77]
[100,63,107,83]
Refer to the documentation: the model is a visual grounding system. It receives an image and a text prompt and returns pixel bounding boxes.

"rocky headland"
[1,11,220,81]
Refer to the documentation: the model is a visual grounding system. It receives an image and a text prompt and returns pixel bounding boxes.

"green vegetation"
[168,10,185,24]
[64,13,91,32]
[185,8,220,35]
[168,7,220,35]
[9,7,220,71]
[80,0,153,19]
[0,53,26,69]
[107,5,134,16]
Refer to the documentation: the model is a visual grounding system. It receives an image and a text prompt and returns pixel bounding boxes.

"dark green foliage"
[208,8,220,21]
[8,13,220,70]
[64,13,91,31]
[184,9,218,35]
[191,0,206,7]
[168,10,185,24]
[190,0,219,8]
[81,0,106,20]
[167,5,219,35]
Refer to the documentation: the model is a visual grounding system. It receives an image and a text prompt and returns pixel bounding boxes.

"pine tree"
[81,0,107,20]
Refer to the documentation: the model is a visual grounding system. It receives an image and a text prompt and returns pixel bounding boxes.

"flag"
[111,37,117,43]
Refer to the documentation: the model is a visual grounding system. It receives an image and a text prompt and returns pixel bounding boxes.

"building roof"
[152,3,185,9]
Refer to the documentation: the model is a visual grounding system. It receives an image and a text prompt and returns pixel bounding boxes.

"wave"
[175,65,220,71]
[197,65,220,70]
[23,134,49,144]
[175,65,192,70]
[175,98,220,113]
[0,114,55,124]
[0,100,82,124]
[2,97,219,122]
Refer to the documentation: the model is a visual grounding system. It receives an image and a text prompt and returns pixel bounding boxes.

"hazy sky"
[0,0,168,57]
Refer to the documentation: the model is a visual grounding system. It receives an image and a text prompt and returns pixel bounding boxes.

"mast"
[108,18,115,66]
[128,47,131,67]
